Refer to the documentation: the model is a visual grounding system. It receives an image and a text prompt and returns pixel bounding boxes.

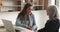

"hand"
[26,26,32,30]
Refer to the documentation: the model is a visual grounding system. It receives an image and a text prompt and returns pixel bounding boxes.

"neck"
[49,16,57,20]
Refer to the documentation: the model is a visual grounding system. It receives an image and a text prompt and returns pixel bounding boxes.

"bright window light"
[49,0,55,5]
[51,0,55,5]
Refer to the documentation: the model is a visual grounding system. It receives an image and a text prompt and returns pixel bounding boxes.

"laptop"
[2,19,16,32]
[2,19,34,32]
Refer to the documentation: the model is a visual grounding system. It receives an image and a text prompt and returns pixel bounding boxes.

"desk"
[0,26,34,32]
[14,26,35,32]
[0,26,60,32]
[0,28,7,32]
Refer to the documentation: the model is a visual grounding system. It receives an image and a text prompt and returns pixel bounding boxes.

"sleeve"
[32,14,37,31]
[15,17,26,27]
[32,13,36,25]
[15,18,21,26]
[59,20,60,27]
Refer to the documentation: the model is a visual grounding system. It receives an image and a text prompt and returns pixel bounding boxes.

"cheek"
[26,10,31,13]
[29,8,32,11]
[28,10,31,13]
[47,10,51,16]
[47,11,49,15]
[29,10,31,12]
[27,7,32,13]
[28,9,31,12]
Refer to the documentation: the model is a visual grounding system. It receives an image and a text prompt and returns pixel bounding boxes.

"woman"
[38,5,60,32]
[16,3,37,32]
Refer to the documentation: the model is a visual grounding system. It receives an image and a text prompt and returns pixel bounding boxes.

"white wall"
[0,10,48,29]
[0,12,19,25]
[32,11,48,29]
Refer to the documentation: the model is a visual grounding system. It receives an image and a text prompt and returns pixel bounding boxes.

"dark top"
[38,18,60,32]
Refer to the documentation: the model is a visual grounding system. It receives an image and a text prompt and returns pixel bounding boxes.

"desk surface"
[0,25,35,32]
[0,26,60,32]
[0,28,7,32]
[14,26,35,32]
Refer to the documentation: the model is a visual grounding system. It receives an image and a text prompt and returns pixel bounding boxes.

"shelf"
[33,6,44,10]
[0,0,48,12]
[37,0,44,5]
[1,5,21,7]
[33,5,44,6]
[2,0,21,1]
[33,0,44,6]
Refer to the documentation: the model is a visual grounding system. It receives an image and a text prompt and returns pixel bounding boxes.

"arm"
[32,15,37,31]
[26,14,37,31]
[16,18,26,28]
[29,14,37,31]
[26,14,37,30]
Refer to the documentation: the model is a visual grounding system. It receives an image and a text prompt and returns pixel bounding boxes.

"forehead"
[28,6,32,8]
[27,6,32,9]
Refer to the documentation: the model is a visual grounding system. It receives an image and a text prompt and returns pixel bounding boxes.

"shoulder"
[46,18,59,25]
[17,13,23,20]
[48,18,59,22]
[45,18,60,29]
[30,13,34,16]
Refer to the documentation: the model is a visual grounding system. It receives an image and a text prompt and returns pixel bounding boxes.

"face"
[47,9,49,15]
[47,8,51,16]
[26,6,32,14]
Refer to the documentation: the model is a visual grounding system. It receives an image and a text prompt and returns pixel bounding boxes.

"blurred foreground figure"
[38,5,60,32]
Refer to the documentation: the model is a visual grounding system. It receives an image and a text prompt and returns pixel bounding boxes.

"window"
[49,0,55,5]
[59,0,60,9]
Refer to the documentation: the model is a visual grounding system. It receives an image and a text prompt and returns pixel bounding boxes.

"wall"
[0,12,19,25]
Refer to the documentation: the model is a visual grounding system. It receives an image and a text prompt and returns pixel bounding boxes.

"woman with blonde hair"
[38,5,60,32]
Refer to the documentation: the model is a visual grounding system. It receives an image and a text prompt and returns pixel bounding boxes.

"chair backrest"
[2,19,16,32]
